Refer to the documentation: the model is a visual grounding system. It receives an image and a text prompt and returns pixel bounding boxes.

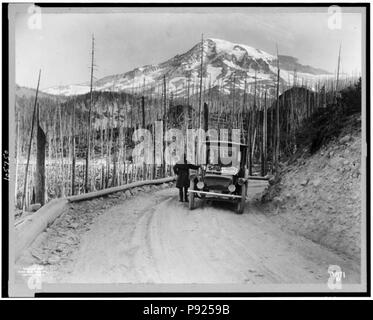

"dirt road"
[38,184,360,285]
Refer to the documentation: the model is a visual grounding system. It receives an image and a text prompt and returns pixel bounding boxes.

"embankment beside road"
[262,114,362,262]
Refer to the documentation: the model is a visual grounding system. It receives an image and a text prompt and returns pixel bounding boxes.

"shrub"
[339,77,361,115]
[295,78,361,155]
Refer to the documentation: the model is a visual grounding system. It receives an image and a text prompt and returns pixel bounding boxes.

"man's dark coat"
[173,161,199,188]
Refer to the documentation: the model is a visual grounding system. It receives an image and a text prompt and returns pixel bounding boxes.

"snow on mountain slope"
[42,38,331,97]
[210,37,275,62]
[43,84,92,96]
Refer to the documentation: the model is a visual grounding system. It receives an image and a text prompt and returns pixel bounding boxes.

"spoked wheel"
[189,179,195,210]
[236,184,246,214]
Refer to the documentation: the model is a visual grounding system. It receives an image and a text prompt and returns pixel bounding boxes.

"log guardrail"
[15,177,175,259]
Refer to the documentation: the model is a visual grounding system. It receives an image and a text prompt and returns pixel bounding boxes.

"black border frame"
[1,2,370,299]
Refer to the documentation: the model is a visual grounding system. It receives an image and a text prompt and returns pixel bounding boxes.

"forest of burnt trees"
[14,72,360,214]
[14,37,361,214]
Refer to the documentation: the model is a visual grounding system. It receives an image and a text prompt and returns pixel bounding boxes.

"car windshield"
[206,143,242,168]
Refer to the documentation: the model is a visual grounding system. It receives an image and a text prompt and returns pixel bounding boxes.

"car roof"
[203,140,248,148]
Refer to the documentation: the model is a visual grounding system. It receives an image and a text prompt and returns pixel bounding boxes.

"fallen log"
[15,198,68,260]
[67,176,175,203]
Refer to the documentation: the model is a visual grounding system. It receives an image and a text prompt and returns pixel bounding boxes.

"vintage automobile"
[188,140,249,214]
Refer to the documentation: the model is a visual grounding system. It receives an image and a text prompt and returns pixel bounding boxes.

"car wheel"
[189,179,195,210]
[236,184,246,214]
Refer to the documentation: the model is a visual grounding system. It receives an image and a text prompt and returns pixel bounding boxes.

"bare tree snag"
[71,101,76,195]
[275,45,281,175]
[85,34,95,193]
[22,70,41,211]
[35,104,46,206]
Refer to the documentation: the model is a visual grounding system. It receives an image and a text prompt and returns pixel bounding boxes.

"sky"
[14,6,364,89]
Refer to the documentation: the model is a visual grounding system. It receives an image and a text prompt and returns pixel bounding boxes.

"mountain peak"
[43,38,330,97]
[204,37,275,61]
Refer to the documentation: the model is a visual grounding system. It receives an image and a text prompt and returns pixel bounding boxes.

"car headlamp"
[197,181,204,189]
[228,184,236,192]
[238,178,246,186]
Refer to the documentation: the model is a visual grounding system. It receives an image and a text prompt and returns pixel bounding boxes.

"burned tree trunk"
[85,35,95,193]
[141,96,145,128]
[203,102,209,132]
[22,70,41,211]
[248,107,253,176]
[262,91,268,176]
[204,102,209,164]
[71,102,76,195]
[162,75,167,177]
[35,106,46,206]
[59,103,65,197]
[141,95,147,180]
[275,46,281,175]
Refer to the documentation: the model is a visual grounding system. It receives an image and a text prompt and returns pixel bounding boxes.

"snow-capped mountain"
[43,38,331,97]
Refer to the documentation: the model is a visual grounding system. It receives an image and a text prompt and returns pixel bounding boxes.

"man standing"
[173,154,199,202]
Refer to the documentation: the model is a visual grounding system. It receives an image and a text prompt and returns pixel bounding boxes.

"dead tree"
[85,34,95,193]
[261,91,267,176]
[162,75,167,177]
[22,70,41,211]
[15,106,20,206]
[334,43,342,103]
[275,45,281,175]
[58,103,65,197]
[141,96,145,128]
[71,101,76,195]
[198,33,204,128]
[204,102,209,163]
[35,104,46,205]
[142,95,148,179]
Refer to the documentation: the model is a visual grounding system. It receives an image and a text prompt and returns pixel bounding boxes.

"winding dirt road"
[47,185,360,285]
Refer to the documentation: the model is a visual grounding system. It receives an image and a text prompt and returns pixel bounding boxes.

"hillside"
[42,38,331,97]
[260,79,362,262]
[262,115,361,262]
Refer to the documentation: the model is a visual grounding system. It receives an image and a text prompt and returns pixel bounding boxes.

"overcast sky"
[14,6,364,89]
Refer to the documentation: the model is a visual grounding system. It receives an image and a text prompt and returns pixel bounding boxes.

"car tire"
[236,184,246,214]
[189,179,195,210]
